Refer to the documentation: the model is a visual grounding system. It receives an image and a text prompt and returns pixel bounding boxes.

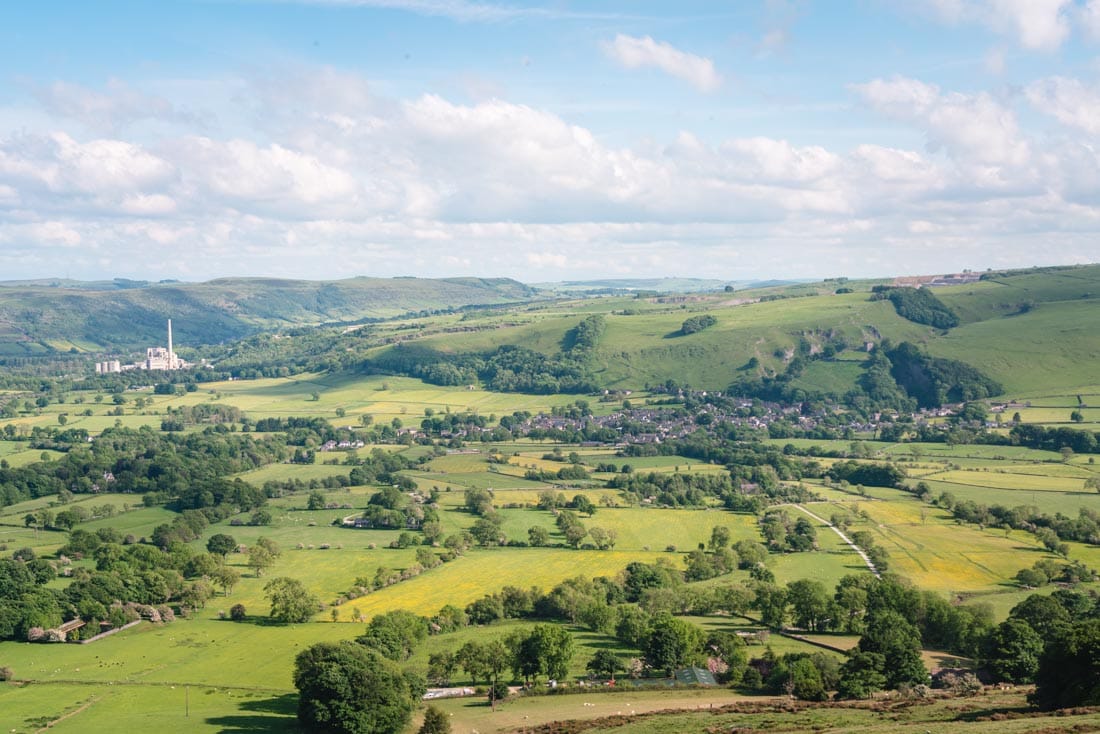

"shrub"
[229,604,247,621]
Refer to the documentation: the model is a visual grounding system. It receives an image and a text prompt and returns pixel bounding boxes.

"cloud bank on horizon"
[0,0,1098,282]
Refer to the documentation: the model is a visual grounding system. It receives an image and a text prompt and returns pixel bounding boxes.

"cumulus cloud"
[601,34,722,93]
[1,65,1099,281]
[852,76,1030,173]
[0,132,177,202]
[1026,76,1100,134]
[922,0,1074,50]
[175,137,360,211]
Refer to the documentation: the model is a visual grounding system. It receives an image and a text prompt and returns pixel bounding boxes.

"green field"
[4,266,1100,732]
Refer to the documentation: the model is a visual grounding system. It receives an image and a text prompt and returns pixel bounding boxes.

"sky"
[1,0,1099,283]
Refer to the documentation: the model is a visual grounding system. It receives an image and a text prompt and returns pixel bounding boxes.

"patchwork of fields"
[3,265,1100,732]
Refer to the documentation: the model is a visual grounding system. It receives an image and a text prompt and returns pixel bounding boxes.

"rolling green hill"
[4,265,1098,401]
[0,276,537,355]
[358,265,1100,398]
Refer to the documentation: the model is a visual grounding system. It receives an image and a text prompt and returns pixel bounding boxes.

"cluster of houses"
[319,439,366,451]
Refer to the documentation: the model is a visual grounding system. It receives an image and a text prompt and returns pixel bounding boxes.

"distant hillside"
[5,265,1099,401]
[533,278,803,294]
[0,276,537,356]
[355,265,1100,398]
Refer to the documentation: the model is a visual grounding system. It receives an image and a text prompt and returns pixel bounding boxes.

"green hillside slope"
[0,276,536,354]
[359,265,1100,398]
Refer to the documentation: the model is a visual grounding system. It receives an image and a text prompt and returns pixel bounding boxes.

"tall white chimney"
[167,319,174,364]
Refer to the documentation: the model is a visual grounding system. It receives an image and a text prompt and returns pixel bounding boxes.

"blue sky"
[1,0,1099,282]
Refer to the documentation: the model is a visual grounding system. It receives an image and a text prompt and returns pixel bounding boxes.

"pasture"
[2,328,1100,733]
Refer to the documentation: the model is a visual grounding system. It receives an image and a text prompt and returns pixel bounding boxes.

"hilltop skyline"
[1,0,1099,281]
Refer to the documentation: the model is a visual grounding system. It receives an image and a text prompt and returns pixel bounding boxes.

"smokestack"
[168,319,173,363]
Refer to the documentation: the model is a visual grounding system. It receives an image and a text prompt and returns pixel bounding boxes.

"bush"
[0,666,13,681]
[488,680,510,704]
[229,604,246,621]
[418,704,451,734]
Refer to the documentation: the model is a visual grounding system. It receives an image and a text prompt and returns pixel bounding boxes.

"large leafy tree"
[983,618,1044,683]
[1031,619,1100,710]
[786,579,833,632]
[357,610,428,661]
[294,642,423,734]
[206,533,237,558]
[510,624,575,684]
[264,577,319,623]
[644,613,704,675]
[851,610,927,691]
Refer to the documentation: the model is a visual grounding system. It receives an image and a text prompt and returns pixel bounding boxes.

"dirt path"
[793,504,880,577]
[36,696,98,732]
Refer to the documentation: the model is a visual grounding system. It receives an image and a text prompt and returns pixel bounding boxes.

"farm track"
[792,504,880,577]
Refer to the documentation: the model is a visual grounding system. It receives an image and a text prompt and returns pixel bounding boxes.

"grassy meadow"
[3,266,1100,732]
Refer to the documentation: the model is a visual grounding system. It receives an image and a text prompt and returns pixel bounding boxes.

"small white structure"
[99,320,190,374]
[143,319,186,370]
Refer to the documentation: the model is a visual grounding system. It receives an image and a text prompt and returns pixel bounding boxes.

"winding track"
[791,504,881,578]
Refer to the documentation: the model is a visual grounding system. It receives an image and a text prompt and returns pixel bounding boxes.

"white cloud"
[175,137,361,212]
[853,76,1030,172]
[119,193,177,216]
[0,132,177,198]
[1026,76,1100,134]
[32,79,199,133]
[1,66,1099,282]
[921,0,1073,50]
[601,34,722,93]
[24,221,83,247]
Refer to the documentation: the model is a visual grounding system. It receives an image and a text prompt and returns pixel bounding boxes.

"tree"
[264,577,319,623]
[983,618,1044,683]
[644,614,704,675]
[786,579,833,632]
[294,641,422,734]
[1031,619,1100,710]
[211,565,241,597]
[563,524,587,548]
[752,583,788,629]
[357,610,428,661]
[427,650,458,686]
[464,488,493,515]
[706,631,748,684]
[709,525,731,551]
[229,603,246,621]
[1009,594,1071,641]
[248,546,275,577]
[456,640,492,685]
[587,526,616,550]
[527,526,550,546]
[836,650,887,699]
[511,624,575,684]
[586,649,623,680]
[418,705,451,734]
[857,611,927,690]
[571,494,595,516]
[470,517,504,547]
[206,533,237,559]
[307,491,326,510]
